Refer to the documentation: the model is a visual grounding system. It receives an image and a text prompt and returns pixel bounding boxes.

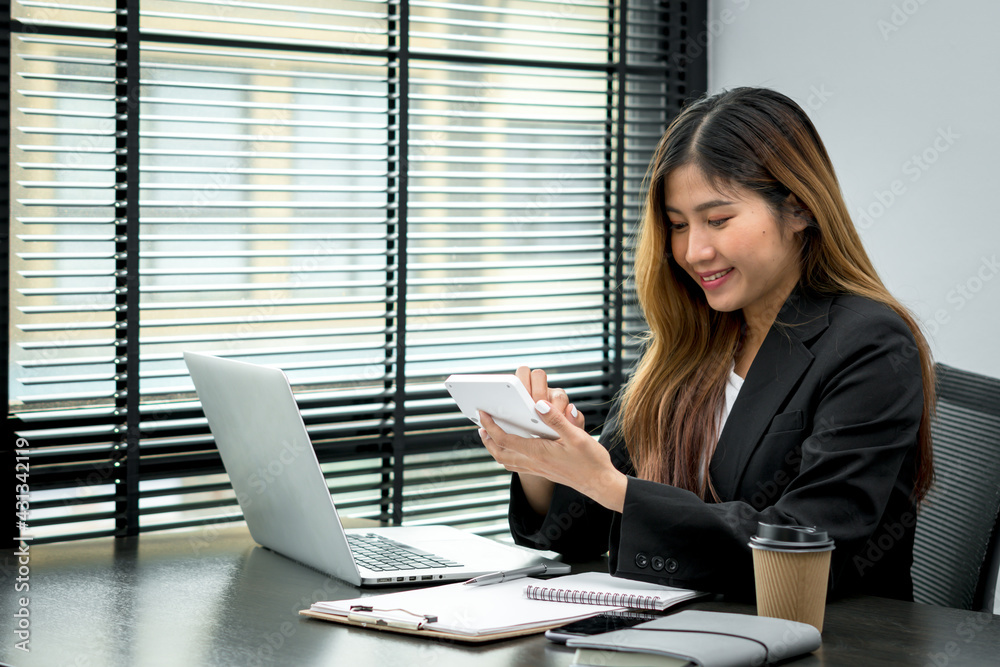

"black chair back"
[912,363,1000,610]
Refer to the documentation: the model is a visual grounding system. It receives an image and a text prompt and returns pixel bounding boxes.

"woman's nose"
[684,226,716,265]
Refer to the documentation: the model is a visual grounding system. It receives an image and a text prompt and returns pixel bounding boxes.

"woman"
[478,87,935,601]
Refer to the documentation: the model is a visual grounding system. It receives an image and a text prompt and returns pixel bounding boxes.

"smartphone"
[445,374,559,439]
[544,611,659,643]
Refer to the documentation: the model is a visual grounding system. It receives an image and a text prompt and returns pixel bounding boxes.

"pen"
[463,563,549,586]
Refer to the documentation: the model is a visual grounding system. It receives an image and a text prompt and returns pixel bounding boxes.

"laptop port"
[377,578,392,583]
[396,577,404,581]
[421,575,433,581]
[408,576,417,581]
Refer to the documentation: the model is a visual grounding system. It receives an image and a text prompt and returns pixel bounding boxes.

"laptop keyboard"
[347,533,462,572]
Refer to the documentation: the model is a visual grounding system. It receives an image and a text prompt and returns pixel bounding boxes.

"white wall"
[707,0,1000,378]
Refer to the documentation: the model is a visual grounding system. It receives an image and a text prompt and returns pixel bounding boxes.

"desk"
[2,524,998,667]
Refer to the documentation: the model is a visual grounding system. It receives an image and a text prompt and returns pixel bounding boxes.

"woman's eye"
[708,217,731,227]
[669,221,687,231]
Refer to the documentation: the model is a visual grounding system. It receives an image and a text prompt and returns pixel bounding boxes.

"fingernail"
[570,404,578,418]
[535,400,551,414]
[478,428,489,440]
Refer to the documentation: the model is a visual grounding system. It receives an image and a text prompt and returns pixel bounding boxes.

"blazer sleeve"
[608,304,924,598]
[508,401,633,559]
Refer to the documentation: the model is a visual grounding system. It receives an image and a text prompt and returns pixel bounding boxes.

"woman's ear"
[785,194,813,233]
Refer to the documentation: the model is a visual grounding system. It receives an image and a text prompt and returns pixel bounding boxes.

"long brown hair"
[620,87,935,502]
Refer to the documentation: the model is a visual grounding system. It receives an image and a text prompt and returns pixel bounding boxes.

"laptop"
[183,351,570,587]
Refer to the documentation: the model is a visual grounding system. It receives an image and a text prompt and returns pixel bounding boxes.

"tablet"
[445,374,559,439]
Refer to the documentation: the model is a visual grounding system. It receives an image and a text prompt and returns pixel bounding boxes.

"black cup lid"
[749,523,835,550]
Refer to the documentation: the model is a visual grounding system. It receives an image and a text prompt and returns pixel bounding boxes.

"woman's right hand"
[514,366,585,430]
[507,366,584,516]
[480,367,625,514]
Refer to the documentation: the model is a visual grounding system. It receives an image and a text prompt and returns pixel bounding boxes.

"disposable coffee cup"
[749,523,835,632]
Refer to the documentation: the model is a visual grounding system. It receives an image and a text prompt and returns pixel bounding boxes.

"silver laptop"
[183,351,569,587]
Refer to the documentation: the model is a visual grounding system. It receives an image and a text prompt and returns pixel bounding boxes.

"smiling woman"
[482,87,938,602]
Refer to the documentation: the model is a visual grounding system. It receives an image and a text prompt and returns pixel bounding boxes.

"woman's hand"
[502,367,583,514]
[514,366,585,430]
[478,368,627,513]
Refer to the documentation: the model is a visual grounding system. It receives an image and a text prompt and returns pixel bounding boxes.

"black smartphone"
[544,612,659,643]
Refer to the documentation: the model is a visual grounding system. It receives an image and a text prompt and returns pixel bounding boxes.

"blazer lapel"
[709,288,832,500]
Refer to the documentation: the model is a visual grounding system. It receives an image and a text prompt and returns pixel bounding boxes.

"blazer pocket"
[769,410,804,434]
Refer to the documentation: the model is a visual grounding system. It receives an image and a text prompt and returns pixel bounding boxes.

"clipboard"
[298,607,573,643]
[299,577,625,643]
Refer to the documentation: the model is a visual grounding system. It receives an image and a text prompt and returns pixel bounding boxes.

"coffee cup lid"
[748,523,835,551]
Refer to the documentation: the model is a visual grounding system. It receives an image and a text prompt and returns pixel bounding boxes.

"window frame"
[3,0,708,544]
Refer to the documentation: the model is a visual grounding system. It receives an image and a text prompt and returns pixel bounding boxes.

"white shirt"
[719,369,745,438]
[699,369,745,486]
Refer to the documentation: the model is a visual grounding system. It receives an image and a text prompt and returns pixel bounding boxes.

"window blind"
[6,0,707,543]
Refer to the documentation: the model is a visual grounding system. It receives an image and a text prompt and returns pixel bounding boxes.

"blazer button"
[665,557,679,574]
[650,556,665,571]
[634,553,649,568]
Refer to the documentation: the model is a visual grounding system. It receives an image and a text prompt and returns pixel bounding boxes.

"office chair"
[912,363,1000,612]
[978,515,1000,613]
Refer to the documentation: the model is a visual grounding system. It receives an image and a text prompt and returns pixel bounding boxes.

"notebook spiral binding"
[525,585,665,611]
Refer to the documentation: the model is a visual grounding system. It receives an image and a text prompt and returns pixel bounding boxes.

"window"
[5,0,707,543]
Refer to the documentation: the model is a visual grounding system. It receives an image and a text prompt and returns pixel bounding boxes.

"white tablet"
[445,374,559,439]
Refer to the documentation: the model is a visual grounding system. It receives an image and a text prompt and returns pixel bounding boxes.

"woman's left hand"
[478,401,627,512]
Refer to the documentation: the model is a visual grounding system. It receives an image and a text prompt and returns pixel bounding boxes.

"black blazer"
[509,287,924,601]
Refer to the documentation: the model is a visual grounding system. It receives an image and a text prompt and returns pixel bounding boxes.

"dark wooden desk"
[2,524,998,666]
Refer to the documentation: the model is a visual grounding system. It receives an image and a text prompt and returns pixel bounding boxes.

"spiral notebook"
[525,572,704,611]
